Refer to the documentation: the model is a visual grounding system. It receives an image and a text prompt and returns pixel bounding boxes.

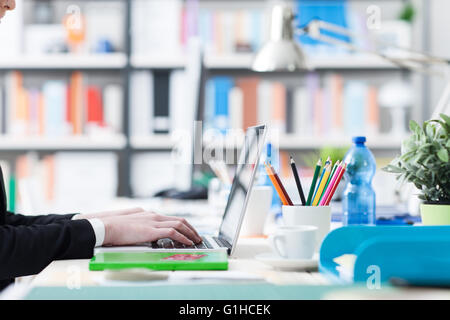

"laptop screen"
[218,125,266,248]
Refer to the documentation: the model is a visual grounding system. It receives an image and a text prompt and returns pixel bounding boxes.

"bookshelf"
[0,53,127,70]
[0,135,127,151]
[131,53,400,70]
[0,0,430,201]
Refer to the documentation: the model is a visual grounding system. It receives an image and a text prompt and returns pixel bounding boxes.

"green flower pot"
[420,204,450,225]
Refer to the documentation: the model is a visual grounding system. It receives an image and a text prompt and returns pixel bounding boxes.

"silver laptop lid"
[217,125,267,256]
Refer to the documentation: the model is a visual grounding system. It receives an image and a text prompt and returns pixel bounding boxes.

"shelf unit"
[131,53,400,70]
[0,0,429,197]
[0,135,127,151]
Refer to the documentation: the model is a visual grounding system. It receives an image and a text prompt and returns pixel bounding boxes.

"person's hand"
[77,207,145,220]
[0,0,15,19]
[100,211,202,246]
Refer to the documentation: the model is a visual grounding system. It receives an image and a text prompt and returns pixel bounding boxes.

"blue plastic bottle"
[342,136,376,225]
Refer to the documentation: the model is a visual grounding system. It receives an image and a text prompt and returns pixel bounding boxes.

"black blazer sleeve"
[0,219,96,281]
[5,211,76,226]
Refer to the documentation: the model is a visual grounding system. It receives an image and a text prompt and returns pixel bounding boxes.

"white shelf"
[0,53,127,69]
[131,54,186,69]
[130,134,404,150]
[131,53,400,70]
[278,135,405,149]
[130,135,175,149]
[0,135,127,150]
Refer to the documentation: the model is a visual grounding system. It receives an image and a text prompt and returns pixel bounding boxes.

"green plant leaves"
[438,148,449,162]
[383,113,450,203]
[409,120,420,134]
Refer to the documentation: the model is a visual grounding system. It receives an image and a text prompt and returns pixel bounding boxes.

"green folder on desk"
[89,251,228,271]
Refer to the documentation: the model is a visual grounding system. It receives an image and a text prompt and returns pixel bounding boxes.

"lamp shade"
[252,4,309,72]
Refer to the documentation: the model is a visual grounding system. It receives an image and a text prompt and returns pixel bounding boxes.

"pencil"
[264,163,291,206]
[267,162,293,206]
[318,160,340,204]
[312,163,331,206]
[290,156,306,205]
[324,163,347,206]
[306,158,322,206]
[311,159,329,205]
[319,162,343,206]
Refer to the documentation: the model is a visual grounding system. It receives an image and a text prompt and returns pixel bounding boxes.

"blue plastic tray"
[319,226,450,285]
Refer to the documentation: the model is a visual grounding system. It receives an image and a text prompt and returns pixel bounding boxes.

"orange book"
[279,151,290,179]
[43,155,55,202]
[272,82,286,133]
[236,77,259,130]
[331,74,343,133]
[70,72,84,135]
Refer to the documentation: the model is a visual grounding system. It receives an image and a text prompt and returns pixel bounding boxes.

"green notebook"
[89,251,228,271]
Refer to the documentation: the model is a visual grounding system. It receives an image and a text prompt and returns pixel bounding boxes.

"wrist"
[101,217,115,246]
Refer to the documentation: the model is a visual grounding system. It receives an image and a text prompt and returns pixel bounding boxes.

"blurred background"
[0,0,448,215]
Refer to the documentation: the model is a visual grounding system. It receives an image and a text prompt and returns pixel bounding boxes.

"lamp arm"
[298,19,449,76]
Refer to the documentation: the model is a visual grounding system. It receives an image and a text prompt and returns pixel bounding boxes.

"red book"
[86,86,103,125]
[236,77,259,130]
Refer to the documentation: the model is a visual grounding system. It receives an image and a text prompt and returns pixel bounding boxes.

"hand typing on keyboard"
[100,211,203,246]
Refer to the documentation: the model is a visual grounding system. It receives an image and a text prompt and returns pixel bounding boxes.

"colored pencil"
[267,162,293,206]
[318,160,340,204]
[264,163,292,206]
[324,163,347,205]
[311,158,330,204]
[290,156,306,205]
[306,158,322,206]
[312,163,331,206]
[319,162,344,206]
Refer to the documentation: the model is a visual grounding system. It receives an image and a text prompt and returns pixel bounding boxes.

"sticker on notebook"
[162,254,207,261]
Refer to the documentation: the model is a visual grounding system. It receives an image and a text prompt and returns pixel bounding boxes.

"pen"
[306,158,322,206]
[312,163,331,206]
[290,156,306,205]
[264,162,292,206]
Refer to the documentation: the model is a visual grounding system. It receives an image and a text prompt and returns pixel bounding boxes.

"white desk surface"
[5,198,450,300]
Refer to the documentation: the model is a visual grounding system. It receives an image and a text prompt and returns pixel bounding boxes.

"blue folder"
[319,226,450,286]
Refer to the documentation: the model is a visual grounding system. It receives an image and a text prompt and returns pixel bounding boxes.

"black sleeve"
[0,219,96,281]
[5,212,76,226]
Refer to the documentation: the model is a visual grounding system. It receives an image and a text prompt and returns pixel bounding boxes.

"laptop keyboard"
[149,236,214,249]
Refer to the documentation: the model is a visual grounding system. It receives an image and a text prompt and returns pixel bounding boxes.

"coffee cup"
[269,225,317,259]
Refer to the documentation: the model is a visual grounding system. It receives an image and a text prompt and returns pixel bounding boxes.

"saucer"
[255,253,318,271]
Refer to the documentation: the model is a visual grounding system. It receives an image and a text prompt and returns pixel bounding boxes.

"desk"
[20,237,360,300]
[5,198,450,300]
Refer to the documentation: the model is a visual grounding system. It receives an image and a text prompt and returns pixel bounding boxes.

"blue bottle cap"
[353,136,366,144]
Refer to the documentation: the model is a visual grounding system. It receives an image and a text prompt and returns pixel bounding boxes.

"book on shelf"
[130,69,192,138]
[132,0,267,58]
[0,71,123,139]
[12,152,118,213]
[203,73,382,141]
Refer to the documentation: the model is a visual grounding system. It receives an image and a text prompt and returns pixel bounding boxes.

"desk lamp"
[252,3,450,118]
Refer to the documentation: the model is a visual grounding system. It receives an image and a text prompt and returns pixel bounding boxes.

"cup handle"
[269,234,287,258]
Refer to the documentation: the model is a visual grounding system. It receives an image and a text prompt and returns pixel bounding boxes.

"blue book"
[212,77,233,134]
[42,81,67,136]
[343,81,367,135]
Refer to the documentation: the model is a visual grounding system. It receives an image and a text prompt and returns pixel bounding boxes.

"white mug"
[269,225,317,259]
[240,186,273,237]
[282,205,331,251]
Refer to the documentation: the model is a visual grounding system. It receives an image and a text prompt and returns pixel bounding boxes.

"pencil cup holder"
[282,205,332,252]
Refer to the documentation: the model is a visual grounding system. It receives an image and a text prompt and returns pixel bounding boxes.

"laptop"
[95,124,267,257]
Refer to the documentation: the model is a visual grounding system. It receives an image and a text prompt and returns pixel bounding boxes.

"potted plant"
[383,113,450,225]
